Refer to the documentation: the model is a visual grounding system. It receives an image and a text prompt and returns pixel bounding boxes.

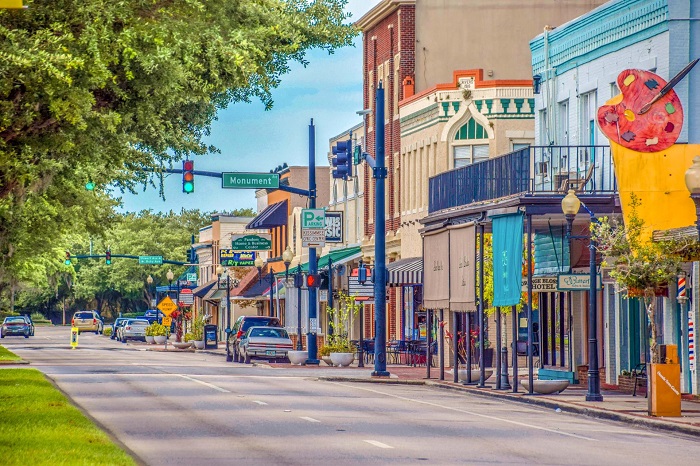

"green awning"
[283,246,362,275]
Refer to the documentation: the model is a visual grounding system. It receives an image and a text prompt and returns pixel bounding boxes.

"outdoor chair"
[632,363,647,398]
[558,164,594,193]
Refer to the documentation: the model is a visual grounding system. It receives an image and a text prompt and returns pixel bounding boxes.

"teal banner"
[492,212,524,307]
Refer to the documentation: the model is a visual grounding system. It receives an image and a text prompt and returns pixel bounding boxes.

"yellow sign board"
[161,317,172,327]
[0,1,24,8]
[70,327,79,349]
[157,296,178,316]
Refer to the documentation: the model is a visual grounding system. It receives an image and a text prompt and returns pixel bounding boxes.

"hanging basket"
[627,286,668,298]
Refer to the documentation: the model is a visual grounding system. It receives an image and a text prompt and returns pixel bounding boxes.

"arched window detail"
[455,118,487,141]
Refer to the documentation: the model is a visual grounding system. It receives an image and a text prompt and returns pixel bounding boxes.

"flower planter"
[330,352,354,367]
[521,379,570,394]
[193,340,205,350]
[145,335,155,344]
[288,350,307,365]
[154,335,167,344]
[450,368,493,383]
[321,356,334,367]
[172,341,192,350]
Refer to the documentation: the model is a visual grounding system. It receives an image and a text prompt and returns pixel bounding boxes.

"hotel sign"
[557,274,602,291]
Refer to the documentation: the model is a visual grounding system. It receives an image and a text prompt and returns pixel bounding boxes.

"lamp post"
[357,259,368,368]
[146,275,156,323]
[166,269,174,300]
[283,247,294,279]
[684,156,700,237]
[295,269,303,350]
[561,189,603,402]
[254,256,275,317]
[217,264,232,361]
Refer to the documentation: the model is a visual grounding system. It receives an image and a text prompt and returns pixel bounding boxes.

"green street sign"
[231,234,272,251]
[139,255,163,265]
[301,208,325,229]
[222,172,280,189]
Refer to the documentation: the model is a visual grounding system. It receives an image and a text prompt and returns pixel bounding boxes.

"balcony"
[428,145,616,213]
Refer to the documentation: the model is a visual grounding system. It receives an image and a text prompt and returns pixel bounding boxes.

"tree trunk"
[644,288,659,363]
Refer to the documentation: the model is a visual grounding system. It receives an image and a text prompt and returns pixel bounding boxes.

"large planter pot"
[451,368,493,383]
[321,355,334,367]
[154,335,167,344]
[172,341,192,350]
[193,340,205,350]
[330,352,354,367]
[288,350,307,365]
[145,335,155,344]
[521,379,570,394]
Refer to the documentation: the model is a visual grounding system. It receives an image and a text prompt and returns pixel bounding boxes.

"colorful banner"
[492,212,524,307]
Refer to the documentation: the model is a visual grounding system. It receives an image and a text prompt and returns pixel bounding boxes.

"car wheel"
[95,330,99,335]
[121,336,126,343]
[244,352,251,364]
[24,334,29,338]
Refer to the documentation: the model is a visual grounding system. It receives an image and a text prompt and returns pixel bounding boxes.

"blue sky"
[119,0,375,215]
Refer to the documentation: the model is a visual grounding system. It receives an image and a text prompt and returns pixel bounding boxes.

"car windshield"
[4,317,25,323]
[241,318,281,332]
[249,328,288,339]
[75,312,94,319]
[129,319,149,325]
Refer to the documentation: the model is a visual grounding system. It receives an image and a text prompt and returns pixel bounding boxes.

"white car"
[238,326,293,364]
[117,319,149,343]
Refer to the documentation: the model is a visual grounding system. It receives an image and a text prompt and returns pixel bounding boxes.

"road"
[3,326,700,465]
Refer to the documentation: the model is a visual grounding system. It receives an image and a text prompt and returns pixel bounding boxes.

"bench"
[632,363,647,398]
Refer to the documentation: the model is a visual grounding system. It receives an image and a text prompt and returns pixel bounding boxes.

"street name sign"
[231,234,272,251]
[220,249,256,267]
[302,208,325,229]
[222,172,279,189]
[157,296,178,316]
[139,255,163,265]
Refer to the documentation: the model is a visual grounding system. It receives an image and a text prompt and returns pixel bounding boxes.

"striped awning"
[246,200,288,229]
[386,257,423,287]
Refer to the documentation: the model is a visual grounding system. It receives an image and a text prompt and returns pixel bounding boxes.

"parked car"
[1,316,31,338]
[20,315,34,336]
[228,316,281,362]
[238,326,293,364]
[142,310,163,324]
[111,318,129,340]
[71,310,102,334]
[117,318,149,343]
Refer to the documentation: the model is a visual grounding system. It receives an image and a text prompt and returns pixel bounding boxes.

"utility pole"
[306,119,320,365]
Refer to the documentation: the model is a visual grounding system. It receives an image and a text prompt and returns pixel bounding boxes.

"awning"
[386,257,423,287]
[286,246,362,275]
[203,288,225,302]
[192,279,217,298]
[239,274,277,299]
[246,200,288,230]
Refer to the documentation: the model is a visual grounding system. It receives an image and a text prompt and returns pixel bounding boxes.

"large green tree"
[0,0,355,297]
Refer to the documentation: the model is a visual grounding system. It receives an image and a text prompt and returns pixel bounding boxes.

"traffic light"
[331,140,352,180]
[182,159,194,193]
[293,273,303,288]
[105,249,112,265]
[358,265,367,284]
[306,273,322,288]
[65,251,71,265]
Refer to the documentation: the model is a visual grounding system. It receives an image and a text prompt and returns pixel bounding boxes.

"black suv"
[229,316,281,362]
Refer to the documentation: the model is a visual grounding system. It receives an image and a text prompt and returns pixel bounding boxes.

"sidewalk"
[201,343,700,437]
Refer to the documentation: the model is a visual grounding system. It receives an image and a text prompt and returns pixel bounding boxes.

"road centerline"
[364,440,394,449]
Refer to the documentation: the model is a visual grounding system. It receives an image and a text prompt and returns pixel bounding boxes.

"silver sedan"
[118,319,149,343]
[238,326,293,364]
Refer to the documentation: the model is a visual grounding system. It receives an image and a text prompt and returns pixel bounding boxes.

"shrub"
[184,332,196,342]
[318,345,331,357]
[191,315,205,341]
[149,322,168,337]
[102,328,112,337]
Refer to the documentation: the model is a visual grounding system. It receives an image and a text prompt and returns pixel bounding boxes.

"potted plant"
[318,345,333,366]
[151,322,168,344]
[327,292,360,367]
[190,315,205,350]
[145,324,155,344]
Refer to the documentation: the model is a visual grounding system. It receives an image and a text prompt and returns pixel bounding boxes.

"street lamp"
[356,259,370,368]
[146,275,156,322]
[283,246,294,279]
[254,256,275,317]
[684,155,700,238]
[166,269,174,299]
[217,264,232,361]
[561,189,603,402]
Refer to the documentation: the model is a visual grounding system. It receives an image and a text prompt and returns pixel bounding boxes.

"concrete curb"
[316,375,700,438]
[0,359,29,365]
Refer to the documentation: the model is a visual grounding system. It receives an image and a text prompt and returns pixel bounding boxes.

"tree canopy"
[0,1,355,301]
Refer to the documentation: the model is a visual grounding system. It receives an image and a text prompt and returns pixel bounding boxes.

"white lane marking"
[300,416,320,423]
[333,382,596,442]
[364,440,393,449]
[176,374,230,393]
[253,400,267,405]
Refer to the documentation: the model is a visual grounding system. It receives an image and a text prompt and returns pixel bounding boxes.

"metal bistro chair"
[363,339,375,364]
[386,340,405,365]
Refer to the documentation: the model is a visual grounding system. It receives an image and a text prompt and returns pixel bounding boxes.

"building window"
[453,144,489,168]
[557,100,569,145]
[580,91,597,166]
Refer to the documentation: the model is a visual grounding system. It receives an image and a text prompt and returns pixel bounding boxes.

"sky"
[118,0,375,215]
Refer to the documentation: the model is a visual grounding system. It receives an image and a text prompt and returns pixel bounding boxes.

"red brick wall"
[363,5,415,239]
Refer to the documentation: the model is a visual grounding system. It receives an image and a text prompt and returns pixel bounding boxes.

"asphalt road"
[3,326,700,465]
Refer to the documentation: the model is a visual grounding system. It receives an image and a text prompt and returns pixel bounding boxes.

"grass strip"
[0,345,20,361]
[0,369,136,466]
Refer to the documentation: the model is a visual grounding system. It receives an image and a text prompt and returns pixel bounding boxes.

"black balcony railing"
[428,145,616,213]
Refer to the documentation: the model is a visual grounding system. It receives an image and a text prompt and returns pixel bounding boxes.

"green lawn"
[0,345,20,361]
[0,369,136,465]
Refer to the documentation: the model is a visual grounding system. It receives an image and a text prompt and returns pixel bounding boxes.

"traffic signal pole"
[306,119,320,365]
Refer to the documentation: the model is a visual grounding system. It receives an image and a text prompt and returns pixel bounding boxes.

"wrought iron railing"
[428,145,616,213]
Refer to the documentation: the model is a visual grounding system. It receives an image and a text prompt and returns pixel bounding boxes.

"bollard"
[500,346,511,389]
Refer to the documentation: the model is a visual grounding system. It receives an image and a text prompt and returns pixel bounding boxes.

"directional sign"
[179,289,194,306]
[222,172,279,189]
[157,296,178,316]
[231,234,272,251]
[302,229,326,248]
[139,255,163,265]
[302,208,325,229]
[186,273,197,282]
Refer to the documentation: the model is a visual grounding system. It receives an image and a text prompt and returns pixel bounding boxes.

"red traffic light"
[306,274,321,288]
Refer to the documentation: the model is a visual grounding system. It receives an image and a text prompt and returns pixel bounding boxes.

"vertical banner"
[423,230,450,309]
[492,212,524,307]
[449,224,476,311]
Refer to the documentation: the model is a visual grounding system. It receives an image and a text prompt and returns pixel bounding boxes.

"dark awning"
[239,273,277,299]
[386,257,423,287]
[246,200,288,229]
[192,279,217,298]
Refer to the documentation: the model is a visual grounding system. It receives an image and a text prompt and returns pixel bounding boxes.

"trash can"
[204,324,218,350]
